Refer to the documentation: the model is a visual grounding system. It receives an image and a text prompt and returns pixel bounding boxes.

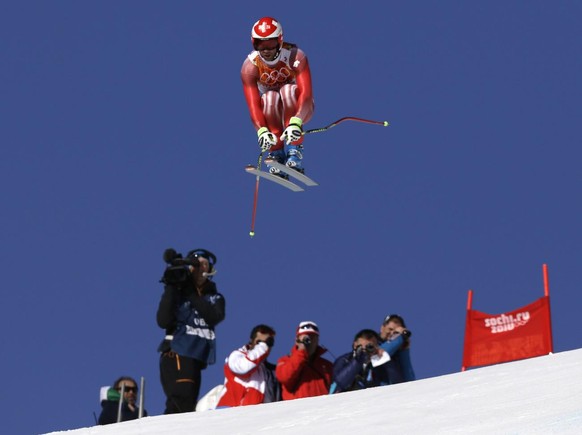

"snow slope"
[45,349,582,435]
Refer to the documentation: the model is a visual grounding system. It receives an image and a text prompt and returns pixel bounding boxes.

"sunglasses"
[117,386,138,393]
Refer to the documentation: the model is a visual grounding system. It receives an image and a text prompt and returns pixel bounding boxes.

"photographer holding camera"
[379,314,416,383]
[216,324,279,407]
[275,321,333,400]
[156,248,225,414]
[331,329,392,393]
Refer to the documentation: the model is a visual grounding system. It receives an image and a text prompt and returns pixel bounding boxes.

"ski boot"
[285,145,305,174]
[266,149,288,179]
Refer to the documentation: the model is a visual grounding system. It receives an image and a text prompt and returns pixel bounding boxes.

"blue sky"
[1,2,581,434]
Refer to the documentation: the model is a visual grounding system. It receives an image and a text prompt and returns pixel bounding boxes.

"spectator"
[216,324,279,407]
[331,329,392,393]
[276,321,333,400]
[379,314,416,382]
[98,376,147,425]
[156,248,226,413]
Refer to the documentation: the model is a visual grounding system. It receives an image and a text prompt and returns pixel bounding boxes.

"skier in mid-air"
[241,17,314,177]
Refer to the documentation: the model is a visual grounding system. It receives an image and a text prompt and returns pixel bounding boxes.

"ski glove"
[280,116,303,144]
[257,127,277,152]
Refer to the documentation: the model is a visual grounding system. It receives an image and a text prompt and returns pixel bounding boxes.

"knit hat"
[296,321,319,336]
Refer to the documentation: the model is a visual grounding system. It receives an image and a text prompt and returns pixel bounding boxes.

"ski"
[263,158,319,187]
[244,165,304,192]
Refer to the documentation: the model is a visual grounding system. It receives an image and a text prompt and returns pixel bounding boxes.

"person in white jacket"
[216,324,279,407]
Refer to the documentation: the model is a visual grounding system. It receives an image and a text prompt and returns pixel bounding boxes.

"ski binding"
[244,165,304,192]
[263,158,318,187]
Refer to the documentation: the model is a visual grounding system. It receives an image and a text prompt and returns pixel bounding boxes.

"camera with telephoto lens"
[365,343,376,354]
[296,335,312,346]
[160,248,200,286]
[355,343,377,357]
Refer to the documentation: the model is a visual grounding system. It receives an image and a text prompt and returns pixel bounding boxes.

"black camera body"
[364,343,376,354]
[354,343,377,358]
[160,249,200,287]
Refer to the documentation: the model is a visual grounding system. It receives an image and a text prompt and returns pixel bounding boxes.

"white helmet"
[251,17,283,50]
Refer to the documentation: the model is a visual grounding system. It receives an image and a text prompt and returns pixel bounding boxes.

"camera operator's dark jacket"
[331,350,398,393]
[156,280,225,367]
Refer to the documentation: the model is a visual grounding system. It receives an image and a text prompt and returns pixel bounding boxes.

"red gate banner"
[462,265,553,370]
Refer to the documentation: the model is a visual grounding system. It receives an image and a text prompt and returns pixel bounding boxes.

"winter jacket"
[216,342,280,407]
[332,350,392,393]
[97,400,146,425]
[156,280,225,366]
[276,345,333,400]
[380,333,416,382]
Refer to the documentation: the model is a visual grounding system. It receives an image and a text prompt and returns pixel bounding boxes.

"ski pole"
[304,116,389,135]
[249,152,263,237]
[116,384,125,423]
[138,377,145,419]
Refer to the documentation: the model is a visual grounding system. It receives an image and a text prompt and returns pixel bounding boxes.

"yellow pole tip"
[383,121,390,127]
[249,231,255,237]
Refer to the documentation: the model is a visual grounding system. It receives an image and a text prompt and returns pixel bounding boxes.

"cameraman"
[156,249,225,414]
[331,329,392,393]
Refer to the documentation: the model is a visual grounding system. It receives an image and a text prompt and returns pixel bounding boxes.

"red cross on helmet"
[251,17,283,50]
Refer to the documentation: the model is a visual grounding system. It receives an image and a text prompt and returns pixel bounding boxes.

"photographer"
[216,324,279,407]
[331,329,392,393]
[275,321,333,400]
[379,314,416,383]
[156,248,225,414]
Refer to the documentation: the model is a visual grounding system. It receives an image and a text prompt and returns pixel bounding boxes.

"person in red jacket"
[275,321,333,400]
[241,16,315,177]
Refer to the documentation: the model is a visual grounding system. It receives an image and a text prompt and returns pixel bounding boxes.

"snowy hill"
[46,349,582,435]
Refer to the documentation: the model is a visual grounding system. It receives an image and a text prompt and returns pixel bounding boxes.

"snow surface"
[45,349,582,435]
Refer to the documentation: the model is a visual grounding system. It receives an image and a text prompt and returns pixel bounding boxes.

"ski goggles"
[254,40,279,51]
